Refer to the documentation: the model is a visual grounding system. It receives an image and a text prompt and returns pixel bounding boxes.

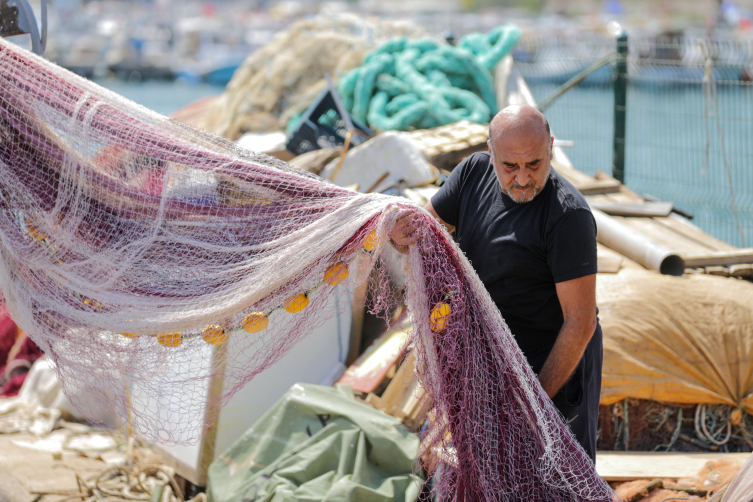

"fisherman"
[390,104,601,462]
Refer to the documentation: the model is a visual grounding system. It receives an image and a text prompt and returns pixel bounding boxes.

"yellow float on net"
[83,298,103,311]
[363,230,380,252]
[324,262,349,286]
[284,292,309,313]
[430,302,451,333]
[242,312,269,333]
[27,223,46,242]
[202,324,228,345]
[120,333,138,339]
[158,332,183,348]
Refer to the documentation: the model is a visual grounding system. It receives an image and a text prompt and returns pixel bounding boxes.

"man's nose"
[515,170,530,186]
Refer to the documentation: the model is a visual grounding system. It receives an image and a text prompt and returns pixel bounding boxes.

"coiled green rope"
[336,24,521,131]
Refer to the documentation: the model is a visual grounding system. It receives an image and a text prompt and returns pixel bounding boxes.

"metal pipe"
[592,209,685,276]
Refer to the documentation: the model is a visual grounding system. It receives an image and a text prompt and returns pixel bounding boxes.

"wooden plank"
[376,352,417,413]
[730,263,753,278]
[587,192,644,205]
[554,164,622,195]
[196,341,229,486]
[614,216,714,256]
[653,215,739,252]
[595,451,749,481]
[364,351,431,432]
[346,254,374,366]
[590,202,674,218]
[684,249,753,267]
[573,181,622,195]
[705,265,730,276]
[337,323,410,394]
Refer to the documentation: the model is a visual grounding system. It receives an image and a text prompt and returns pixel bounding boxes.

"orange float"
[242,312,269,333]
[158,332,183,348]
[202,324,228,345]
[284,293,309,313]
[324,261,349,286]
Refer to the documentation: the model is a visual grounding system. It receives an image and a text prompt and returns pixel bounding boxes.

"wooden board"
[595,451,750,481]
[684,249,753,267]
[651,215,738,252]
[590,202,674,218]
[365,351,432,431]
[337,322,410,394]
[407,121,489,170]
[614,216,717,256]
[587,192,645,205]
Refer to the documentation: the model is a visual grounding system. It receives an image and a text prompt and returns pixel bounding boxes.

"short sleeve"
[547,209,598,283]
[430,153,477,227]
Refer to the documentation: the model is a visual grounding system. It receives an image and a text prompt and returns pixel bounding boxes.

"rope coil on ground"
[40,463,202,502]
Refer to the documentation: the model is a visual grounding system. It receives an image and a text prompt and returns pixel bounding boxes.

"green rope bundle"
[337,24,521,131]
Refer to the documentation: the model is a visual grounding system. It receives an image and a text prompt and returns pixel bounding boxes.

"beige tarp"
[598,268,753,413]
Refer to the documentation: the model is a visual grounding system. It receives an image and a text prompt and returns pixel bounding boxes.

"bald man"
[391,105,602,462]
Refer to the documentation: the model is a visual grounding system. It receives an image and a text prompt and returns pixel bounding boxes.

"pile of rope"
[37,464,203,502]
[600,399,753,453]
[337,25,520,131]
[0,37,614,500]
[201,14,428,139]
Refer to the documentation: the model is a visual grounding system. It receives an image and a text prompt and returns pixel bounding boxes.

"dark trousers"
[527,323,603,463]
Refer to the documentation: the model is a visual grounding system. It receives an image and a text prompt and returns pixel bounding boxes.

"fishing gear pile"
[337,25,521,131]
[0,38,613,501]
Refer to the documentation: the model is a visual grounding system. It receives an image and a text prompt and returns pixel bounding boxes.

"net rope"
[0,38,614,501]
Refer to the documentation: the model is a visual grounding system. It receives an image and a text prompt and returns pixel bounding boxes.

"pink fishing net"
[0,38,614,500]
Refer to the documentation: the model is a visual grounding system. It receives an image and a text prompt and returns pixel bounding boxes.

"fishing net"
[0,38,614,501]
[201,14,429,140]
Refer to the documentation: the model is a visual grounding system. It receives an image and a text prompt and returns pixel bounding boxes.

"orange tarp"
[598,269,753,414]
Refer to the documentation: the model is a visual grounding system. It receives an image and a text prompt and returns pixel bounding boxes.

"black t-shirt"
[431,152,597,357]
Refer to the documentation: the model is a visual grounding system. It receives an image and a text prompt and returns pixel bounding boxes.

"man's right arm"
[392,153,472,250]
[424,201,456,235]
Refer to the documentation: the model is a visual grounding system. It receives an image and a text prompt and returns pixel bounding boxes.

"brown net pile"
[200,14,428,139]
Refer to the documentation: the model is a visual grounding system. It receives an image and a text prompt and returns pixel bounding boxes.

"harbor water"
[97,79,222,116]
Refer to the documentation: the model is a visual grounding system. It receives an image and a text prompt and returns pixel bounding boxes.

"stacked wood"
[365,351,432,432]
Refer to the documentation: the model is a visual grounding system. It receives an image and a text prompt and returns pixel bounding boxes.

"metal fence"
[514,33,753,248]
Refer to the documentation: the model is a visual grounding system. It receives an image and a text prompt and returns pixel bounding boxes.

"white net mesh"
[0,37,614,500]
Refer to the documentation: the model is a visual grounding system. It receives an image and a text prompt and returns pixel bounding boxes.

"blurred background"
[4,0,753,247]
[5,1,751,112]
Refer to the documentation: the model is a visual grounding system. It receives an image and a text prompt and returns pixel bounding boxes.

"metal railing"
[515,32,753,247]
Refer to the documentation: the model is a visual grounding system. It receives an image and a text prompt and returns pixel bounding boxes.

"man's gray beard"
[505,186,539,204]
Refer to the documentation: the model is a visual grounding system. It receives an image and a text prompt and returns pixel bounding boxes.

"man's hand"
[389,210,420,254]
[389,203,454,254]
[537,274,597,398]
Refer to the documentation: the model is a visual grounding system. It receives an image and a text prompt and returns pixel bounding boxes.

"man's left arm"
[537,273,596,398]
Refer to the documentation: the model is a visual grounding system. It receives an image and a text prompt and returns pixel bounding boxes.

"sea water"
[96,79,222,116]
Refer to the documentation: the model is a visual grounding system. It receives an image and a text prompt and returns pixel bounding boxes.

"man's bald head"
[487,105,553,204]
[489,105,550,152]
